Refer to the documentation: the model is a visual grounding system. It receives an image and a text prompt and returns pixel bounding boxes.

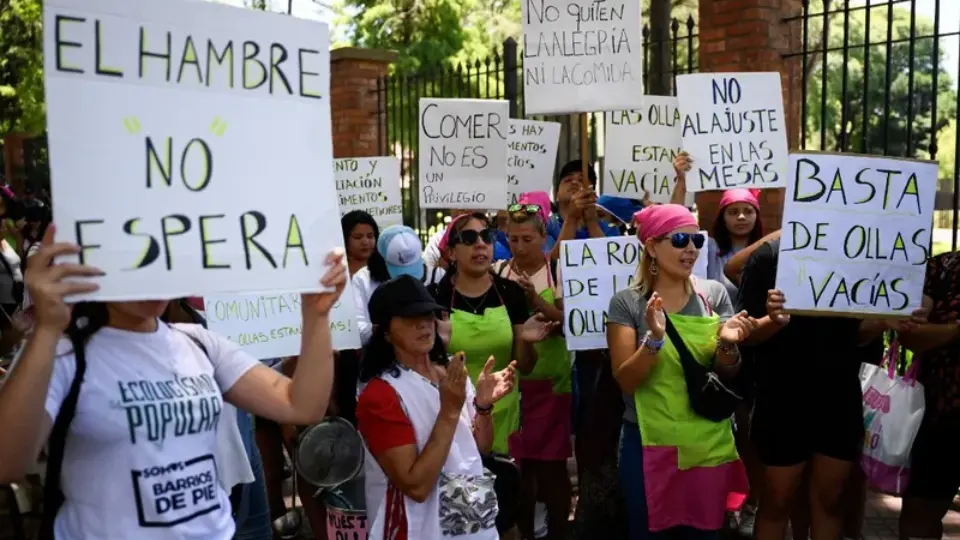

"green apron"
[449,303,519,454]
[633,312,738,469]
[526,287,571,393]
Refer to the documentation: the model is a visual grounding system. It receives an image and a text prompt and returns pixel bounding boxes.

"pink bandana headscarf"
[719,189,761,211]
[517,191,551,223]
[633,204,698,244]
[438,213,473,255]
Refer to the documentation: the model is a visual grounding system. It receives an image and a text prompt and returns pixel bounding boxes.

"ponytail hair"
[63,302,109,351]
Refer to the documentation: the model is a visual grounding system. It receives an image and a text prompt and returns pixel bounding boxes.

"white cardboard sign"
[774,153,937,317]
[521,0,645,114]
[418,98,509,210]
[561,237,640,350]
[693,230,709,279]
[205,281,362,359]
[508,119,561,204]
[334,157,403,227]
[44,0,337,301]
[676,72,789,192]
[604,97,683,202]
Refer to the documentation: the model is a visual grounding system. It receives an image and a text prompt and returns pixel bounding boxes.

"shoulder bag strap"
[40,334,87,540]
[662,314,706,371]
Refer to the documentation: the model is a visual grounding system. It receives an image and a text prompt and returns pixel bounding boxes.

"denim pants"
[618,422,720,540]
[233,410,273,540]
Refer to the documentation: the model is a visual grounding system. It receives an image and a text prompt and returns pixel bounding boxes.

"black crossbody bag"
[661,297,743,423]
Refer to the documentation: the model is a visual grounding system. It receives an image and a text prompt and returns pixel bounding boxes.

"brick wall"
[695,0,803,234]
[329,48,397,159]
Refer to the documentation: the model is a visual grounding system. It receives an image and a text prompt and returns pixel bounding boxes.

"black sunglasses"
[508,203,542,215]
[662,232,706,250]
[454,228,496,246]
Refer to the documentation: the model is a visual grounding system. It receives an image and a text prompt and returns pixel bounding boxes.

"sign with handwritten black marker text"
[44,0,337,301]
[419,98,509,209]
[676,72,788,192]
[774,152,937,317]
[508,119,561,204]
[335,157,402,227]
[205,281,361,359]
[521,0,644,114]
[604,96,683,203]
[561,236,640,350]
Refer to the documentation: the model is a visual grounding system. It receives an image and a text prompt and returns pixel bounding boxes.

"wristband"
[474,399,493,415]
[641,331,665,353]
[716,337,740,356]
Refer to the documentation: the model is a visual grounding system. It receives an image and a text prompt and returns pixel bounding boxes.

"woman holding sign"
[0,227,347,540]
[494,195,572,540]
[607,204,756,540]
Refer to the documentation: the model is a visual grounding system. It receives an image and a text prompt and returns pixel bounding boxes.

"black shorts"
[750,379,864,467]
[905,413,960,501]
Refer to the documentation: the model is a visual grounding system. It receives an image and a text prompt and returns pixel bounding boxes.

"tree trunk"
[647,0,672,96]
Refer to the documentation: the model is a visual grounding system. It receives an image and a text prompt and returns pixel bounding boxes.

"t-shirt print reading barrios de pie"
[24,323,260,540]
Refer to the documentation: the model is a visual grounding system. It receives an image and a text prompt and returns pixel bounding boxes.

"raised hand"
[302,249,347,317]
[766,289,790,325]
[439,352,468,417]
[475,356,517,408]
[645,292,666,339]
[718,311,759,344]
[25,225,102,332]
[519,313,558,343]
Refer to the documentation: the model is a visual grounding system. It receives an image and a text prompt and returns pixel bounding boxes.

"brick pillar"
[695,0,803,234]
[329,48,397,159]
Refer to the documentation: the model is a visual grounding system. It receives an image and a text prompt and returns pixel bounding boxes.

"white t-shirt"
[422,229,446,269]
[34,323,259,539]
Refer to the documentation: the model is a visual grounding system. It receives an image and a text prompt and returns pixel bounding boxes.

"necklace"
[458,288,490,314]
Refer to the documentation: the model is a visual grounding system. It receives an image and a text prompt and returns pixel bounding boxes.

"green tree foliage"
[0,0,44,135]
[803,2,957,180]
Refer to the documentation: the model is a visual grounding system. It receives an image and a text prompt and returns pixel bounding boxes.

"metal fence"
[784,0,960,251]
[375,18,699,238]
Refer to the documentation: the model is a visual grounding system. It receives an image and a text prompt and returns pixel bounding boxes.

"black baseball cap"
[368,275,447,327]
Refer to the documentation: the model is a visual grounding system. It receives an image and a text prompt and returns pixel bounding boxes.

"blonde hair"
[632,240,694,297]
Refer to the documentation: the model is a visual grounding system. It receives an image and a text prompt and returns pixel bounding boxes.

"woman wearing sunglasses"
[607,204,756,540]
[433,212,556,457]
[494,195,572,540]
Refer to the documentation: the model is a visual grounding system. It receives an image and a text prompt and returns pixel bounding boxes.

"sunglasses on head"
[454,228,496,246]
[662,232,706,250]
[508,203,542,215]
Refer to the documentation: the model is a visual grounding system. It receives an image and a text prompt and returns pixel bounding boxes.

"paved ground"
[861,492,960,540]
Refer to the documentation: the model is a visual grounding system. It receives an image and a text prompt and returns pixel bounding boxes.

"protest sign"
[521,0,644,114]
[676,72,789,192]
[44,0,337,301]
[561,236,640,350]
[335,157,402,227]
[774,152,937,318]
[205,281,361,359]
[508,119,561,204]
[419,99,509,209]
[604,97,683,202]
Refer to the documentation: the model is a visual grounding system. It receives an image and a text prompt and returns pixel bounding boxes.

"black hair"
[712,206,765,257]
[63,302,110,350]
[358,323,449,383]
[443,212,490,278]
[341,210,380,252]
[160,299,207,326]
[554,159,598,193]
[0,188,25,221]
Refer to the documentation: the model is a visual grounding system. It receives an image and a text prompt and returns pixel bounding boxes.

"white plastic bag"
[860,340,925,495]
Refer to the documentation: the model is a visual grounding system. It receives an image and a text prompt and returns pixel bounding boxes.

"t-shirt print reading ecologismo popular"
[22,323,260,540]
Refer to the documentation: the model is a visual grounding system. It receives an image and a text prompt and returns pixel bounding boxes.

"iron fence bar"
[685,16,695,74]
[839,0,851,151]
[882,0,894,154]
[928,0,940,161]
[782,29,960,58]
[954,14,960,251]
[861,0,872,153]
[819,3,830,150]
[801,0,810,149]
[905,0,918,156]
[671,18,680,94]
